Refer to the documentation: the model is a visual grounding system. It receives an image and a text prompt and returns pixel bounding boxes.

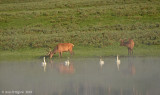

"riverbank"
[0,45,160,61]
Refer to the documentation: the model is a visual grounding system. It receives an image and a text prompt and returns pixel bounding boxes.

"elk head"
[120,39,124,46]
[119,38,134,55]
[120,38,127,46]
[47,48,54,59]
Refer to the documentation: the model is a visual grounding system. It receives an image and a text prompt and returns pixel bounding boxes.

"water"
[0,57,160,95]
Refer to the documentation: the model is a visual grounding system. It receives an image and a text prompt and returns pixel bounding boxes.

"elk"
[48,43,74,58]
[120,39,134,55]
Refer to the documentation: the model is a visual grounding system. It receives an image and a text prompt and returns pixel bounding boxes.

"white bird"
[65,57,70,66]
[116,55,120,71]
[99,57,104,67]
[42,57,47,66]
[42,57,47,72]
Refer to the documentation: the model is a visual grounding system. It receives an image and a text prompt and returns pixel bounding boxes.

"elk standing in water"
[120,39,134,55]
[48,43,74,58]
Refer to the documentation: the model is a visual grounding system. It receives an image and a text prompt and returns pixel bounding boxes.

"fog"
[0,57,160,95]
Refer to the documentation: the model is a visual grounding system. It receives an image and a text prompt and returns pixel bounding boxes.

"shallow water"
[0,57,160,95]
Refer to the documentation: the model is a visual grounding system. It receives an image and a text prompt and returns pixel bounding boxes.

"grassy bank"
[0,44,160,61]
[0,0,160,58]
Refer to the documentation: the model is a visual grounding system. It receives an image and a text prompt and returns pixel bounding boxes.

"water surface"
[0,57,160,95]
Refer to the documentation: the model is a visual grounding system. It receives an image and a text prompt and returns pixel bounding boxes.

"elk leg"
[69,50,73,55]
[129,49,131,55]
[130,49,132,55]
[59,52,61,58]
[72,51,74,55]
[60,52,63,57]
[129,48,131,55]
[69,48,74,55]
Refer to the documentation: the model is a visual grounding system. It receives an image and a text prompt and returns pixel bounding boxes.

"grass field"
[0,0,160,59]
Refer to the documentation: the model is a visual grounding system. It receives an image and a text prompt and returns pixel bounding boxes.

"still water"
[0,57,160,95]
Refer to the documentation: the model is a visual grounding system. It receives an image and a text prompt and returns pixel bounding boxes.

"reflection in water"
[130,62,136,75]
[120,57,136,76]
[49,59,54,68]
[41,57,47,72]
[65,57,70,66]
[0,57,160,95]
[48,59,54,72]
[42,58,75,74]
[128,57,136,75]
[41,82,149,95]
[116,55,121,71]
[58,63,75,74]
[99,57,104,68]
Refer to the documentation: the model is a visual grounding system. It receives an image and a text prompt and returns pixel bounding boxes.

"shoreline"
[0,45,160,61]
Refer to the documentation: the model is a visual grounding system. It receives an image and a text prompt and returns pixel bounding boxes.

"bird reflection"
[41,57,47,72]
[99,57,104,68]
[65,57,70,66]
[116,55,120,71]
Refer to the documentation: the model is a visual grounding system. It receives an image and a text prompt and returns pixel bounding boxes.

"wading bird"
[65,57,70,66]
[99,57,104,67]
[116,55,120,71]
[42,57,47,72]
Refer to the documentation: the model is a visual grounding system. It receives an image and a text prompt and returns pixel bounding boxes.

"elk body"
[120,39,134,55]
[48,43,74,58]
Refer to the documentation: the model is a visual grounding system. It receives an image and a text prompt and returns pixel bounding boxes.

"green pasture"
[0,0,160,59]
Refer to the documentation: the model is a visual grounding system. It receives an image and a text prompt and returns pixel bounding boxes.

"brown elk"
[48,43,74,58]
[120,39,134,55]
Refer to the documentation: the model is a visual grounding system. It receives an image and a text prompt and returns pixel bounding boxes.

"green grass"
[0,0,160,59]
[0,44,160,61]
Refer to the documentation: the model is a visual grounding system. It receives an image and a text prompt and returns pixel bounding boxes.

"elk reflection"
[129,63,136,75]
[120,57,136,76]
[48,59,54,71]
[58,63,75,74]
[128,58,136,75]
